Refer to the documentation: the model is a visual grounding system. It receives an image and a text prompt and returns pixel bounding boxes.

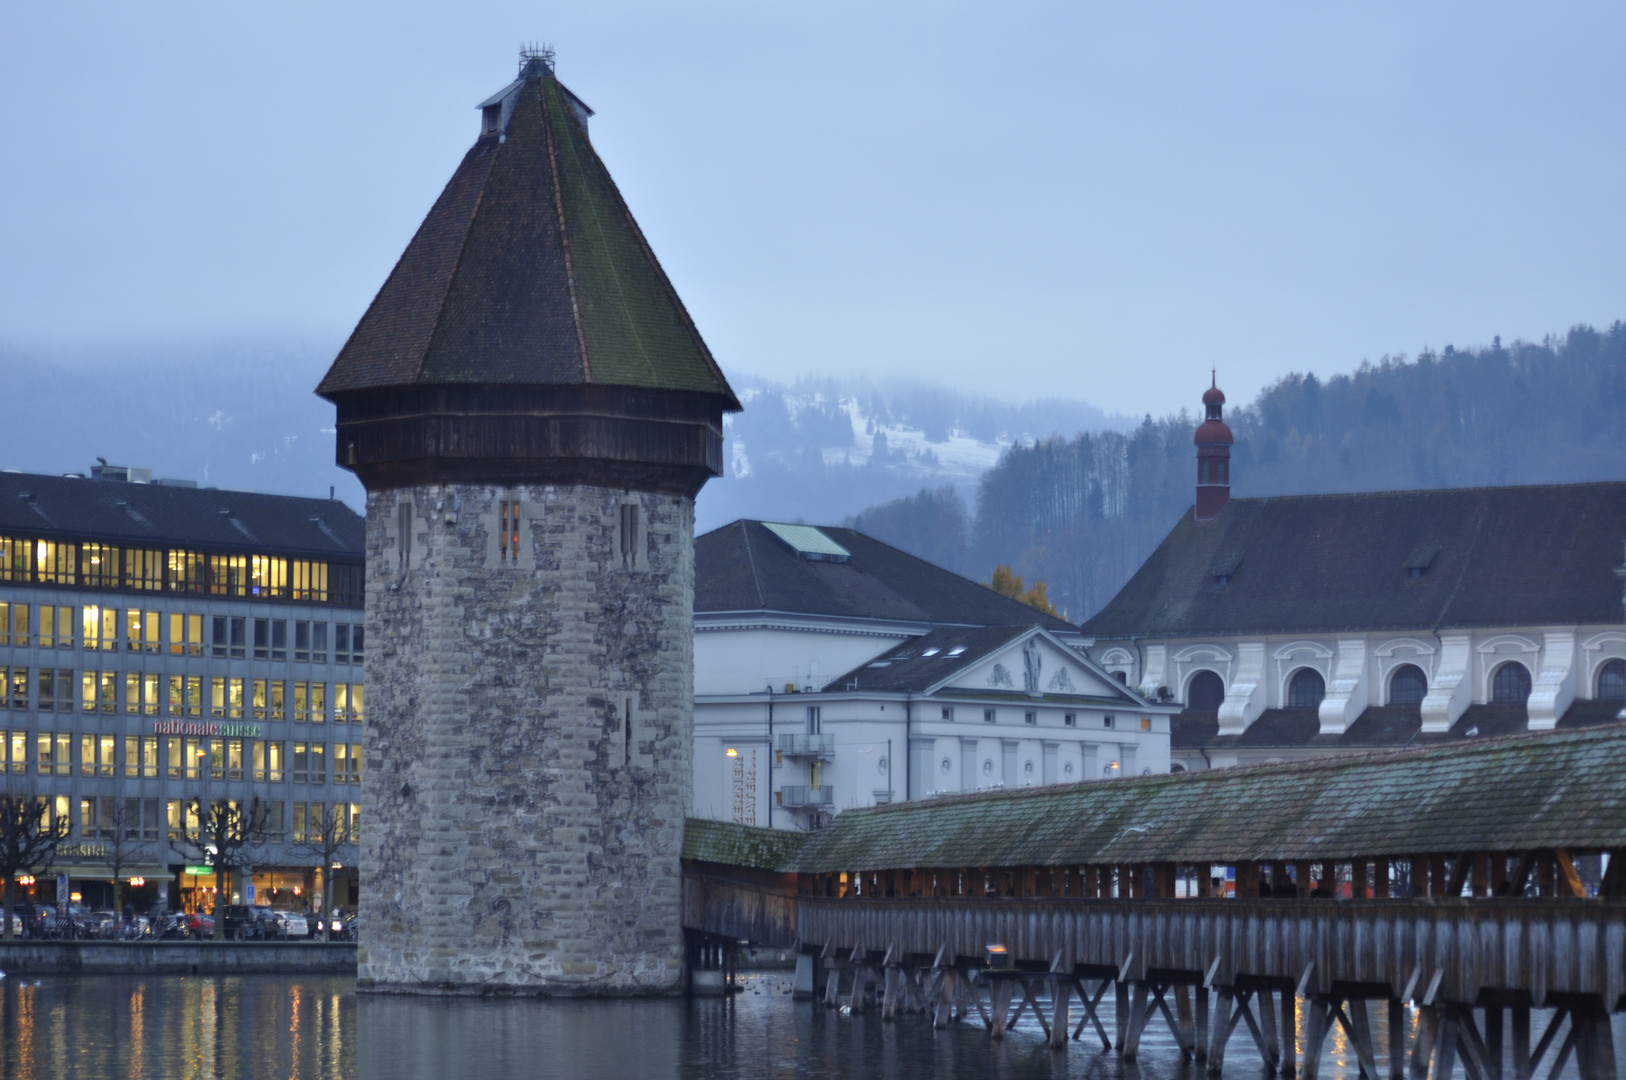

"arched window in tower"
[1596,658,1625,702]
[1388,664,1428,707]
[1186,670,1224,712]
[1287,668,1325,709]
[1491,661,1531,705]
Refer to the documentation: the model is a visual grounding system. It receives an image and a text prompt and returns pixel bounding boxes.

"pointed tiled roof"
[318,60,737,407]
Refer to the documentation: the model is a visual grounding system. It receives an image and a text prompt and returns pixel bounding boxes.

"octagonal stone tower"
[317,52,738,995]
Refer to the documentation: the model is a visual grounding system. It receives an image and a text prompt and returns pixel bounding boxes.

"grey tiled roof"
[1081,481,1626,638]
[0,471,363,559]
[784,725,1626,870]
[318,69,737,406]
[696,521,1075,630]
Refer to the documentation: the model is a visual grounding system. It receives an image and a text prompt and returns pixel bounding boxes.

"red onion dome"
[1202,385,1226,407]
[1194,418,1233,445]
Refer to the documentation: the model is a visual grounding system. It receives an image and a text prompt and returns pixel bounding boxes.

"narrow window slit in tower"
[499,501,520,561]
[397,503,412,566]
[624,698,632,768]
[620,504,639,570]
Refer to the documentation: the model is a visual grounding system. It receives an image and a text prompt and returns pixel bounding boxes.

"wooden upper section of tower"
[317,53,739,493]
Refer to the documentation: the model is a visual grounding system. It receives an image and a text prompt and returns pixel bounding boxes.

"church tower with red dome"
[1194,375,1233,520]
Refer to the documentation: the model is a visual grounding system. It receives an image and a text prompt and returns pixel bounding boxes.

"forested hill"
[846,322,1626,623]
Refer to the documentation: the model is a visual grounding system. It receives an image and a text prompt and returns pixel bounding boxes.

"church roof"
[1081,481,1626,639]
[317,59,737,407]
[695,520,1076,630]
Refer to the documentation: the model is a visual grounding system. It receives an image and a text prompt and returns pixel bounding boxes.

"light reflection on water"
[1,971,1620,1079]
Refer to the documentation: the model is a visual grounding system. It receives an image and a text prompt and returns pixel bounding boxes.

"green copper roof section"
[785,726,1626,873]
[683,818,810,870]
[317,66,738,407]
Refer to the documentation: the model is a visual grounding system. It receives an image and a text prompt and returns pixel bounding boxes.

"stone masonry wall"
[358,482,694,994]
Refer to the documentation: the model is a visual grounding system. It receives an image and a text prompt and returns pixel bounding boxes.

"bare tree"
[170,797,268,940]
[103,801,153,933]
[0,795,72,939]
[296,804,355,942]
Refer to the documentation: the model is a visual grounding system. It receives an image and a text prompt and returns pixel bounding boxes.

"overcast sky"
[2,2,1622,418]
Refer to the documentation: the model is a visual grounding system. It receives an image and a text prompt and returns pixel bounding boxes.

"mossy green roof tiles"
[318,60,737,408]
[783,726,1626,872]
[683,818,810,870]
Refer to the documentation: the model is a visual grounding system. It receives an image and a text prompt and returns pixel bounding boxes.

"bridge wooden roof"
[688,726,1626,873]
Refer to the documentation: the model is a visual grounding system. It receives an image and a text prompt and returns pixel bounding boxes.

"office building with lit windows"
[0,465,364,915]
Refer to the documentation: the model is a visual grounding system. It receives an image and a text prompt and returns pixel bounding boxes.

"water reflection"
[0,974,354,1080]
[0,971,1619,1079]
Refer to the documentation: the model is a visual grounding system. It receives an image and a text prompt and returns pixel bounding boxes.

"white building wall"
[694,626,909,696]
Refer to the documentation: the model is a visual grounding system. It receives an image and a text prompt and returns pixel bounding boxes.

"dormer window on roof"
[762,522,851,563]
[1403,545,1441,583]
[947,645,966,657]
[920,647,940,657]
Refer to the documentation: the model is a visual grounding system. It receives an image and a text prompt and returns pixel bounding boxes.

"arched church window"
[1287,668,1325,709]
[1491,661,1531,705]
[1186,670,1224,711]
[1597,658,1625,702]
[1388,664,1427,707]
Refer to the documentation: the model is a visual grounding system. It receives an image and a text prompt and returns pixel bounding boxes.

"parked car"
[156,912,191,940]
[83,910,116,939]
[12,904,58,939]
[271,910,308,939]
[337,911,360,942]
[184,912,215,937]
[221,905,264,941]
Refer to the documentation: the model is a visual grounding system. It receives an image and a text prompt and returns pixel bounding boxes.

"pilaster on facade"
[1217,641,1265,734]
[1318,637,1370,735]
[1421,633,1474,732]
[1528,629,1576,731]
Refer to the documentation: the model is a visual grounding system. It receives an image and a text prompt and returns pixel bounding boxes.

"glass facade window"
[125,548,163,591]
[333,743,348,783]
[166,737,182,779]
[292,802,307,843]
[125,735,139,778]
[311,683,326,724]
[253,679,267,720]
[0,538,24,581]
[293,743,308,784]
[293,683,308,723]
[268,741,284,782]
[349,744,363,784]
[166,550,205,593]
[41,605,74,649]
[251,555,288,598]
[82,544,121,588]
[211,678,226,719]
[271,619,286,661]
[352,625,364,663]
[209,738,224,780]
[229,677,244,719]
[334,684,349,724]
[335,624,350,664]
[294,621,310,662]
[310,742,325,784]
[185,737,202,780]
[2,602,26,646]
[80,735,96,778]
[142,736,157,779]
[270,680,285,721]
[311,623,328,664]
[227,739,243,780]
[4,668,24,710]
[266,801,285,840]
[209,554,249,597]
[252,739,267,781]
[167,799,183,840]
[125,609,159,652]
[35,541,77,584]
[254,618,270,660]
[291,561,328,602]
[7,732,23,774]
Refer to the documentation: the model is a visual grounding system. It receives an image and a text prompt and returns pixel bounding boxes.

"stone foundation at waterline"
[358,483,695,995]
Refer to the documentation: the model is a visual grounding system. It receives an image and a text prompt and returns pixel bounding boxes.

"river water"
[0,970,1618,1079]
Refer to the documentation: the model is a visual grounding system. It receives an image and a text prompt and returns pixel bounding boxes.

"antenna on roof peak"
[1211,367,1216,388]
[519,43,555,77]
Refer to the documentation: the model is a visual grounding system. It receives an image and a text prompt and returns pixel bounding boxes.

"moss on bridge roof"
[683,817,810,870]
[785,726,1626,872]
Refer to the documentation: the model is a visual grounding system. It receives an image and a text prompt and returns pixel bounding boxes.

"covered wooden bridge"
[682,726,1626,1080]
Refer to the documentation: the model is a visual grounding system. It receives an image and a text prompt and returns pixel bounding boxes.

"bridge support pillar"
[1388,999,1407,1080]
[1259,987,1281,1069]
[1195,985,1210,1062]
[1281,991,1298,1077]
[1116,980,1131,1050]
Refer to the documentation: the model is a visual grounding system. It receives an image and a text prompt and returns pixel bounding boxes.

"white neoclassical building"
[692,521,1174,829]
[1078,382,1626,771]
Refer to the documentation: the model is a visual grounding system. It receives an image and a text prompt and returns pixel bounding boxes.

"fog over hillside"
[0,340,1125,533]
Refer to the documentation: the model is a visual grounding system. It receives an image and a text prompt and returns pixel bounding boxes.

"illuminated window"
[142,737,158,779]
[0,537,26,581]
[270,680,285,721]
[251,555,288,598]
[41,606,73,649]
[125,548,163,591]
[187,737,206,779]
[81,543,121,587]
[5,668,25,710]
[209,554,248,596]
[333,742,348,783]
[166,738,182,780]
[3,602,26,646]
[349,745,362,784]
[334,684,349,724]
[268,741,284,782]
[227,739,243,780]
[310,683,327,724]
[291,561,328,602]
[252,740,268,782]
[35,540,77,584]
[293,743,309,784]
[293,682,309,723]
[209,738,224,780]
[166,550,205,593]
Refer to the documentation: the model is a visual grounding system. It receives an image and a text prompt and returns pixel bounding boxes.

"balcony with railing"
[779,785,834,809]
[776,733,835,760]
